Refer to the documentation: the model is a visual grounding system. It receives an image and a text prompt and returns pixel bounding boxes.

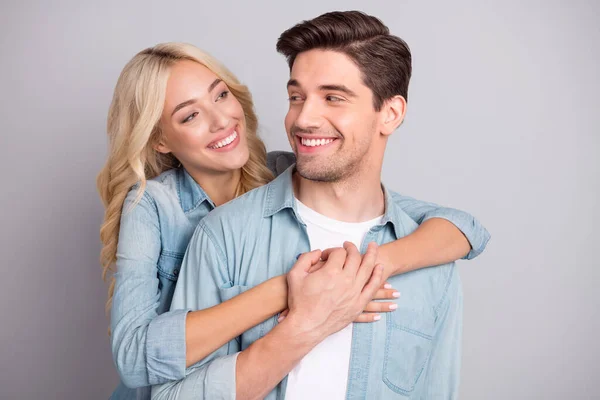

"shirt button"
[173,269,179,276]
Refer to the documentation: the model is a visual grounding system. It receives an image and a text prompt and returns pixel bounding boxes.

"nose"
[294,98,322,131]
[207,106,230,133]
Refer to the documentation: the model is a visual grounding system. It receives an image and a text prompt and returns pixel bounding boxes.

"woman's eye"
[217,91,229,100]
[182,112,198,123]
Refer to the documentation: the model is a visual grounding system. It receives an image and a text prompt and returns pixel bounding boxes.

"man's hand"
[280,244,400,324]
[278,280,400,323]
[283,242,384,342]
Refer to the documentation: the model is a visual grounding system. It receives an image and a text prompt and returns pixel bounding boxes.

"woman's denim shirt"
[109,152,490,400]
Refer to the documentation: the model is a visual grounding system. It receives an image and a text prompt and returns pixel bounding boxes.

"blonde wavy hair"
[97,43,274,321]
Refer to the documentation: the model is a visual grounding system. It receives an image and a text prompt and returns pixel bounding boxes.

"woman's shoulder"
[125,168,180,207]
[266,151,296,177]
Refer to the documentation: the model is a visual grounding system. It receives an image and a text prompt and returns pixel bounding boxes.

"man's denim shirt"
[151,166,490,399]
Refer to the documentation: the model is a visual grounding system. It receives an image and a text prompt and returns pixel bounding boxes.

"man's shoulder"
[388,189,418,206]
[200,182,272,230]
[384,189,421,231]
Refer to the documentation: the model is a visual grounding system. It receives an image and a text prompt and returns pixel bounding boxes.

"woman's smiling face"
[156,60,249,175]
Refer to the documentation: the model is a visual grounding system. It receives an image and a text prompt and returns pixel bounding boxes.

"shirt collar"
[263,164,407,240]
[381,186,406,240]
[263,165,297,218]
[177,167,214,213]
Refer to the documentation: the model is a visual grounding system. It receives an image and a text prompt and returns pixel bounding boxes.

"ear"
[153,138,172,154]
[380,95,407,136]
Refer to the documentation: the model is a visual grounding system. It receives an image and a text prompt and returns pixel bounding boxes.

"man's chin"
[296,163,341,183]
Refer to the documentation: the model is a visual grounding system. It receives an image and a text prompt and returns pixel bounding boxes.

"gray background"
[1,0,598,399]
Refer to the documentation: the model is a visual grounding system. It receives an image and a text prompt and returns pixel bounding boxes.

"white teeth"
[301,137,334,147]
[209,131,238,149]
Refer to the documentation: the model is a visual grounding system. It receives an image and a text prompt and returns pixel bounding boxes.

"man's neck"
[294,169,385,223]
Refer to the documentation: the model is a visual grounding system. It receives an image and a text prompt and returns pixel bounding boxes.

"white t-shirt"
[284,199,383,400]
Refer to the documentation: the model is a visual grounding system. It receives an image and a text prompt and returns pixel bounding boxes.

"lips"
[208,130,238,149]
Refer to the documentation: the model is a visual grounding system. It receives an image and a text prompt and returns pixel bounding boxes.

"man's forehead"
[289,49,364,88]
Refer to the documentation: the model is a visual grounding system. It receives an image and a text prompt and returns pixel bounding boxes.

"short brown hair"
[276,11,412,111]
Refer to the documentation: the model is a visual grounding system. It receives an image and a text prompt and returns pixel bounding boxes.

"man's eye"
[326,95,343,102]
[182,112,198,123]
[288,95,302,102]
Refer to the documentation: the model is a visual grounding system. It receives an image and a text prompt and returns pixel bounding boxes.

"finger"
[380,281,393,290]
[320,247,347,272]
[353,313,382,323]
[372,288,401,300]
[307,260,326,273]
[356,242,379,285]
[363,301,398,313]
[320,247,343,262]
[342,241,361,275]
[359,264,385,305]
[288,250,322,288]
[277,308,290,322]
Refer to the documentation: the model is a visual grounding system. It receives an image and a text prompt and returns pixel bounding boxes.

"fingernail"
[373,315,381,321]
[392,291,401,298]
[384,283,392,289]
[278,316,286,322]
[389,304,398,310]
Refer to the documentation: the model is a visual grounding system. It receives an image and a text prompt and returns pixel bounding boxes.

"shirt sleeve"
[392,193,491,259]
[111,189,190,388]
[152,221,240,399]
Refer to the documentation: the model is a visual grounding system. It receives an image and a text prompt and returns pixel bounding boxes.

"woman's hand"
[277,281,399,323]
[354,281,400,322]
[279,246,400,323]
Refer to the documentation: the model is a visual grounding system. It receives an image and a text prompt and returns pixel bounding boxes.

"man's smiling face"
[285,49,385,182]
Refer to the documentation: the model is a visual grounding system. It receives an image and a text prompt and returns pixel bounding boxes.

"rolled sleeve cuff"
[422,209,491,260]
[202,352,240,399]
[146,308,191,385]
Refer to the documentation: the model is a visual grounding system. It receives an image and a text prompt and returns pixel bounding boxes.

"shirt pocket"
[382,307,435,395]
[157,251,184,281]
[219,283,275,351]
[156,252,183,314]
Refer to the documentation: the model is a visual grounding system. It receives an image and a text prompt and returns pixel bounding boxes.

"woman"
[97,43,488,399]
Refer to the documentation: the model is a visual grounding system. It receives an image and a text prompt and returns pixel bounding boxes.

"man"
[153,11,489,399]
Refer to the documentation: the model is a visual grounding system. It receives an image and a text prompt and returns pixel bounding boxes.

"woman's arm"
[265,152,490,277]
[377,194,491,278]
[152,240,384,400]
[184,275,287,367]
[113,188,395,387]
[111,190,288,387]
[379,218,469,277]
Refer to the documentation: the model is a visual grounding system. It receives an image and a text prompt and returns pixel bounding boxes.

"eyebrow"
[171,78,223,117]
[207,78,223,93]
[318,84,357,97]
[286,79,357,97]
[287,79,300,88]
